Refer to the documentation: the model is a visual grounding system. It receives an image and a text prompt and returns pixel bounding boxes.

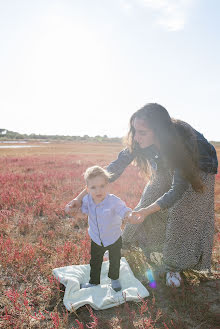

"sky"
[1,0,220,140]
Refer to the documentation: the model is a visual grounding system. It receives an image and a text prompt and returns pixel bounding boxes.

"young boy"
[65,165,137,292]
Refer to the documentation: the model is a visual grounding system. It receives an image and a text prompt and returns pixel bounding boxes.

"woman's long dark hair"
[126,103,204,192]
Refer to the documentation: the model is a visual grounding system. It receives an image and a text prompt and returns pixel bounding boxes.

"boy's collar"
[88,193,110,206]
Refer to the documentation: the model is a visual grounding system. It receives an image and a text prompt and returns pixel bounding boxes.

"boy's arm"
[115,199,143,224]
[65,188,87,215]
[74,210,88,220]
[81,195,89,216]
[124,211,132,222]
[72,197,89,220]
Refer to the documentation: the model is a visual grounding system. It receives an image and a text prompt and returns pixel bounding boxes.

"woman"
[67,103,218,287]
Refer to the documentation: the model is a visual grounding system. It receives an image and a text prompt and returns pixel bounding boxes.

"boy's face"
[87,175,108,204]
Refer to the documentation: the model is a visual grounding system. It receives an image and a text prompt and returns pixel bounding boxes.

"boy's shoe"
[80,283,98,289]
[166,272,182,287]
[111,279,121,292]
[103,250,109,261]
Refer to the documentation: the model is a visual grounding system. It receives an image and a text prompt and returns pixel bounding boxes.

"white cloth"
[52,257,149,311]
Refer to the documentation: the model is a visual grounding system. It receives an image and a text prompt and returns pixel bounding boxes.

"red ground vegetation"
[0,142,219,328]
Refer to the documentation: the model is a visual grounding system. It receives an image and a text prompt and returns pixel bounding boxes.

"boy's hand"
[65,205,87,221]
[124,211,132,219]
[65,199,81,215]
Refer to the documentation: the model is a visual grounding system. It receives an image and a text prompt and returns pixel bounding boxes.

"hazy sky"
[1,0,220,140]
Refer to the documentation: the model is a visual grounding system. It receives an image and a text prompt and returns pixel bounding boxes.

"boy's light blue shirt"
[81,193,132,247]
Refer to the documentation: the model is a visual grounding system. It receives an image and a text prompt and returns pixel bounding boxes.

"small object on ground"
[145,269,157,288]
[166,272,182,287]
[111,279,121,292]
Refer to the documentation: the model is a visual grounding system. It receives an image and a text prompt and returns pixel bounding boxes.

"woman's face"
[133,117,156,149]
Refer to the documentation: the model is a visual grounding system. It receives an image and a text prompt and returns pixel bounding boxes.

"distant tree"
[82,135,89,140]
[0,129,123,143]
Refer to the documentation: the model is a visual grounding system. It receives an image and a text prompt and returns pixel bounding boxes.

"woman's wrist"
[143,203,161,216]
[69,198,79,206]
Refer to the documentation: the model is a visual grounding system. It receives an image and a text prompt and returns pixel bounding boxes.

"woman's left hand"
[130,208,149,223]
[128,203,161,224]
[126,208,148,224]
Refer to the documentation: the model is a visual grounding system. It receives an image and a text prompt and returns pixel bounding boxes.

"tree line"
[0,129,121,143]
[1,129,219,145]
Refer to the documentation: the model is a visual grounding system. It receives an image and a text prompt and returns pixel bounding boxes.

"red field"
[0,142,219,329]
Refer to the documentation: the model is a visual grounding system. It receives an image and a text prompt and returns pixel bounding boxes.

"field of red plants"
[0,142,219,329]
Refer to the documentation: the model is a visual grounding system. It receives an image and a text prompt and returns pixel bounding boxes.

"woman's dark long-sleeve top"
[106,128,218,210]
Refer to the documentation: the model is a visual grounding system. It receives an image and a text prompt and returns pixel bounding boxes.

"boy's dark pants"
[89,236,122,285]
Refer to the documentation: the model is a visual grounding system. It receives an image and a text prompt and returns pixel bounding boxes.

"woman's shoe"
[166,272,182,287]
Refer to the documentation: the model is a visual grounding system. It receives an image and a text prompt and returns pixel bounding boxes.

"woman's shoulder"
[174,120,196,139]
[175,120,218,173]
[174,120,208,150]
[174,120,211,145]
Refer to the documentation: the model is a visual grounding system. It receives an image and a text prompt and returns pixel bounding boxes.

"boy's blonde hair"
[84,166,111,184]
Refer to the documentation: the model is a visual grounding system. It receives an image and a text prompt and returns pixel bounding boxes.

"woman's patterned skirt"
[122,168,215,272]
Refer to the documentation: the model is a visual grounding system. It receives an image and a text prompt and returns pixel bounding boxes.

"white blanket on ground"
[52,257,149,311]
